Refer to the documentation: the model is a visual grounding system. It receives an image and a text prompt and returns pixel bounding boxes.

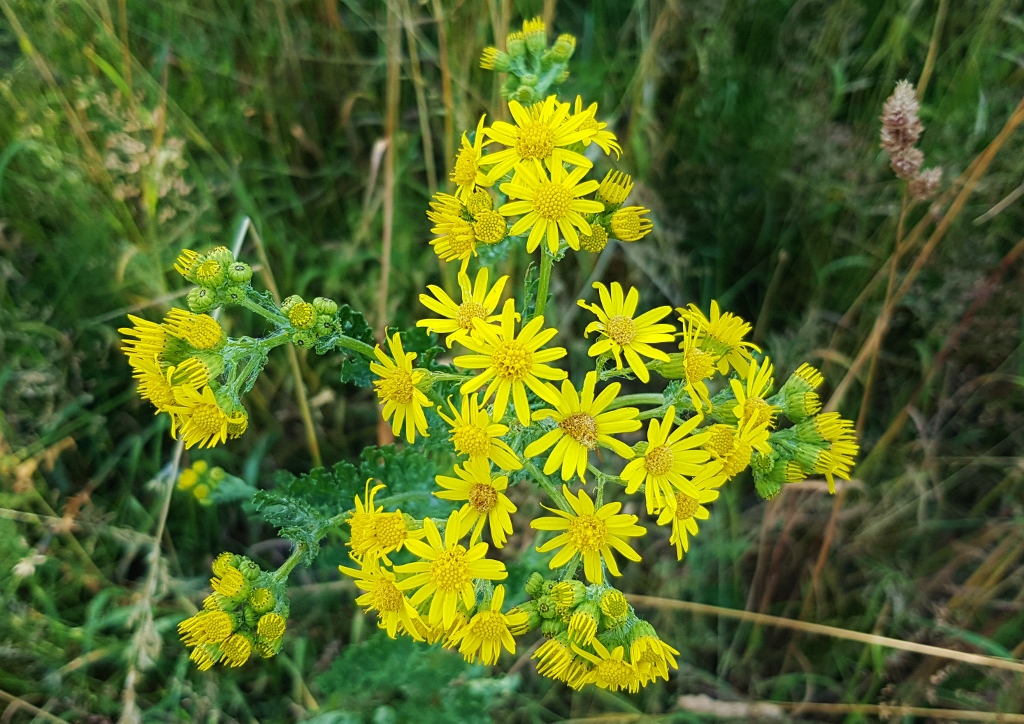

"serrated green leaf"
[338,304,375,387]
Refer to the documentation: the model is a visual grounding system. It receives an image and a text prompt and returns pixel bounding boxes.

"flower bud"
[206,246,235,268]
[280,295,302,314]
[291,330,315,349]
[519,73,538,87]
[551,579,586,608]
[289,301,316,329]
[312,297,338,315]
[480,46,511,72]
[221,284,247,305]
[314,314,339,338]
[194,258,226,288]
[568,601,600,645]
[525,572,546,597]
[549,33,576,63]
[227,261,252,283]
[187,286,217,313]
[242,603,260,627]
[236,556,261,581]
[536,594,558,620]
[541,618,567,638]
[175,249,202,281]
[553,69,570,85]
[211,552,238,577]
[610,206,653,242]
[523,17,546,54]
[505,31,526,59]
[514,85,537,104]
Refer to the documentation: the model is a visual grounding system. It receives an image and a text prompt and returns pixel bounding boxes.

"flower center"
[196,259,222,283]
[372,512,408,549]
[221,634,251,666]
[348,512,373,551]
[371,578,405,612]
[213,568,246,597]
[191,403,225,436]
[473,210,506,244]
[599,590,628,618]
[454,301,487,330]
[684,348,716,383]
[289,302,316,329]
[724,443,753,478]
[579,225,608,253]
[611,210,641,238]
[559,412,598,449]
[142,374,177,409]
[471,611,506,641]
[466,189,493,217]
[514,121,556,159]
[674,492,700,520]
[446,223,477,256]
[452,423,491,457]
[533,182,572,220]
[468,483,498,514]
[743,397,772,426]
[256,613,286,640]
[377,368,414,405]
[596,658,636,688]
[203,611,234,642]
[430,544,470,592]
[491,340,533,381]
[644,445,674,477]
[452,148,478,186]
[227,413,248,439]
[187,316,224,350]
[703,424,734,458]
[567,514,607,553]
[605,315,636,346]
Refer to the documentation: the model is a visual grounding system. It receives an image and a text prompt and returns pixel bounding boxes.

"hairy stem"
[534,246,554,318]
[273,544,307,582]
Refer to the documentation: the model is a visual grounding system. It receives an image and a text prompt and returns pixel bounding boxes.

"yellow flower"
[170,385,245,449]
[454,298,567,426]
[730,357,779,428]
[446,585,522,665]
[356,508,426,564]
[219,633,252,667]
[609,206,652,242]
[629,624,679,685]
[347,481,384,560]
[174,248,201,279]
[675,314,719,413]
[434,457,517,548]
[339,558,423,640]
[597,170,633,205]
[577,282,674,383]
[394,509,508,628]
[426,192,477,271]
[129,355,208,417]
[533,635,576,682]
[531,485,646,584]
[678,300,760,376]
[524,371,640,482]
[370,332,431,443]
[163,309,225,350]
[703,417,771,479]
[621,405,722,515]
[120,314,168,359]
[438,393,522,471]
[572,639,640,693]
[499,162,604,254]
[451,115,492,202]
[480,96,593,182]
[417,268,508,349]
[178,610,235,647]
[654,467,723,560]
[572,96,621,158]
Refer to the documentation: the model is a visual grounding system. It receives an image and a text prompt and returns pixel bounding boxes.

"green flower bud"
[519,73,538,87]
[243,604,260,627]
[254,636,283,658]
[227,261,252,283]
[291,330,315,349]
[553,69,570,84]
[194,258,226,288]
[236,557,261,581]
[249,587,277,615]
[314,314,338,338]
[281,295,302,314]
[221,284,247,305]
[514,85,537,104]
[525,572,546,597]
[549,33,576,63]
[506,32,526,59]
[781,390,822,423]
[312,297,338,315]
[479,47,511,72]
[187,286,217,313]
[541,618,567,638]
[206,246,235,268]
[208,467,226,483]
[536,594,558,620]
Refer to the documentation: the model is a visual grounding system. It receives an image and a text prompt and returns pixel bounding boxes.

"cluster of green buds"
[513,573,679,692]
[177,553,290,670]
[578,171,653,253]
[176,460,226,504]
[280,294,341,350]
[479,17,575,103]
[175,246,253,314]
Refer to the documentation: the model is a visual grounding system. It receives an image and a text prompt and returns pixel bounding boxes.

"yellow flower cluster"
[176,459,226,504]
[177,553,289,670]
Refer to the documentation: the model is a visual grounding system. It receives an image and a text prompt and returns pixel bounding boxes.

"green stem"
[273,543,307,582]
[523,461,570,512]
[534,246,554,319]
[239,294,289,326]
[335,334,377,359]
[605,393,665,411]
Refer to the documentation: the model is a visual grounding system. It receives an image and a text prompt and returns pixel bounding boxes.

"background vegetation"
[2,0,1024,721]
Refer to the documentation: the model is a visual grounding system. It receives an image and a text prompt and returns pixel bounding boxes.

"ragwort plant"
[119,18,858,692]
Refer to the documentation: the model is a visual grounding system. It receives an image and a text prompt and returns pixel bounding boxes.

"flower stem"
[273,544,307,582]
[534,246,554,319]
[335,334,377,359]
[605,393,665,411]
[523,461,570,512]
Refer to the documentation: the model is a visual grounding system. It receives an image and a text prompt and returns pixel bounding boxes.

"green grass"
[2,0,1024,721]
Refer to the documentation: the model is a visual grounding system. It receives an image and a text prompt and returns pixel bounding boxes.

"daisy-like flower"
[438,393,522,471]
[433,457,517,548]
[730,357,779,428]
[454,298,567,426]
[675,314,720,413]
[163,308,225,350]
[446,585,525,664]
[629,621,680,685]
[655,465,724,560]
[355,507,427,563]
[524,371,641,482]
[597,170,633,206]
[338,559,423,640]
[129,355,209,416]
[620,405,720,514]
[426,192,477,270]
[572,96,621,158]
[499,162,604,254]
[480,96,593,182]
[679,300,760,376]
[119,314,167,358]
[346,480,385,558]
[417,268,508,349]
[702,417,771,480]
[170,385,245,449]
[531,485,646,584]
[609,207,652,242]
[394,509,508,628]
[370,332,431,443]
[572,639,641,693]
[577,282,675,383]
[450,115,491,202]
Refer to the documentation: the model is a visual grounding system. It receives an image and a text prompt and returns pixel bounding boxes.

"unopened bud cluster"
[880,80,942,200]
[480,17,575,103]
[177,553,290,670]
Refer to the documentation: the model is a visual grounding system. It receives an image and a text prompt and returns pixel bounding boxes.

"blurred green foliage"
[2,0,1024,721]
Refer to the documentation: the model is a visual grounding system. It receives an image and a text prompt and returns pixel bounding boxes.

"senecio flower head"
[679,300,760,376]
[454,298,567,426]
[578,281,675,383]
[446,585,525,665]
[438,393,522,471]
[525,371,641,482]
[370,332,431,443]
[339,558,423,640]
[433,457,517,548]
[656,465,725,560]
[417,268,507,349]
[531,485,646,584]
[450,115,491,201]
[499,161,604,254]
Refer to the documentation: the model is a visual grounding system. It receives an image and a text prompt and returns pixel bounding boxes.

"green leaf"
[338,304,375,387]
[358,444,450,519]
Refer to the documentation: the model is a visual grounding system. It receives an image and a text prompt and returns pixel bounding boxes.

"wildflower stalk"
[273,543,308,582]
[534,246,554,318]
